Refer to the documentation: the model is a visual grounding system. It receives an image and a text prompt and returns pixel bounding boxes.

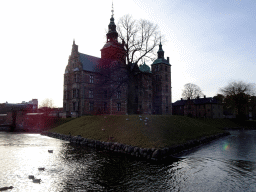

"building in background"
[172,96,223,118]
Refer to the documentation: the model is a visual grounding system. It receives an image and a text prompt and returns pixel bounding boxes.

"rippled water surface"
[0,130,256,191]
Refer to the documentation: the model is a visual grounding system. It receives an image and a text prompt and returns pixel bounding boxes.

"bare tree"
[219,81,255,119]
[220,81,255,97]
[182,83,204,99]
[117,14,163,65]
[39,98,56,108]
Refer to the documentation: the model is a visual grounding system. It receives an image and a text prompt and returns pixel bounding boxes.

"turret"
[106,2,118,42]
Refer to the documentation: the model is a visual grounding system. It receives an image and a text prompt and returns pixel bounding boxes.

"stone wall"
[41,131,230,161]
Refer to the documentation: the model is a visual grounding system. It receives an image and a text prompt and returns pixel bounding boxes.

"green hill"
[49,115,230,149]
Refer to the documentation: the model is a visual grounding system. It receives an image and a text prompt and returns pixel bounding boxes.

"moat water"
[0,130,256,191]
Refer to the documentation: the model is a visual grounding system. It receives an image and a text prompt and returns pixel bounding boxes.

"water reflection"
[1,131,256,191]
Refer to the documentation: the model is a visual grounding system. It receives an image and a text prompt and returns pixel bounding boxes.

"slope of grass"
[49,115,228,149]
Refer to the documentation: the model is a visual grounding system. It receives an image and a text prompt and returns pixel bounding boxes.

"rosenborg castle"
[63,9,172,118]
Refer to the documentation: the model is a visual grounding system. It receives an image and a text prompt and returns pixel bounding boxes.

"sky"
[1,0,256,107]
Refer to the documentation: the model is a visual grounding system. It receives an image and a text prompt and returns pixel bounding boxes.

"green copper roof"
[152,42,170,65]
[152,58,170,65]
[139,63,151,73]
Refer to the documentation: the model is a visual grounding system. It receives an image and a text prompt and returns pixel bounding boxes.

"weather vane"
[111,1,114,17]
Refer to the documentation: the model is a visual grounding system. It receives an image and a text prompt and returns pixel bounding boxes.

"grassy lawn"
[49,115,228,149]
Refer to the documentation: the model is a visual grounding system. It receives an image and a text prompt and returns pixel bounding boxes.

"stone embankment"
[41,131,230,161]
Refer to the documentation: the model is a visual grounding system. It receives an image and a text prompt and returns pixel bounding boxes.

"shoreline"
[41,130,230,162]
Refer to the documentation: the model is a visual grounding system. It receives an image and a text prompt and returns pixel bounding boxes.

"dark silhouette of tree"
[182,83,204,99]
[219,81,255,119]
[117,14,163,65]
[94,60,129,114]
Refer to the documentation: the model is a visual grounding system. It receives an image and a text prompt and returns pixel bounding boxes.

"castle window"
[64,91,67,100]
[89,102,94,111]
[64,103,66,111]
[104,90,108,98]
[166,107,169,113]
[149,94,151,99]
[117,103,121,111]
[160,65,162,71]
[156,75,159,81]
[89,90,93,98]
[117,91,121,99]
[166,85,168,93]
[155,65,159,72]
[76,89,79,98]
[149,104,151,109]
[104,102,107,111]
[165,66,167,72]
[83,86,86,98]
[166,96,168,105]
[90,75,94,83]
[72,89,76,98]
[165,74,168,81]
[73,102,76,111]
[156,85,160,92]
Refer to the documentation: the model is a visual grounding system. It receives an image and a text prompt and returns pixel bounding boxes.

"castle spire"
[157,36,164,59]
[106,1,118,42]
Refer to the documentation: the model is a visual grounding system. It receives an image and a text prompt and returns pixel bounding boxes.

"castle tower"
[100,3,126,63]
[151,42,172,115]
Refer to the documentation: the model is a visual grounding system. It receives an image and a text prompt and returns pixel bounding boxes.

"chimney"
[167,57,169,63]
[181,98,183,100]
[204,95,206,98]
